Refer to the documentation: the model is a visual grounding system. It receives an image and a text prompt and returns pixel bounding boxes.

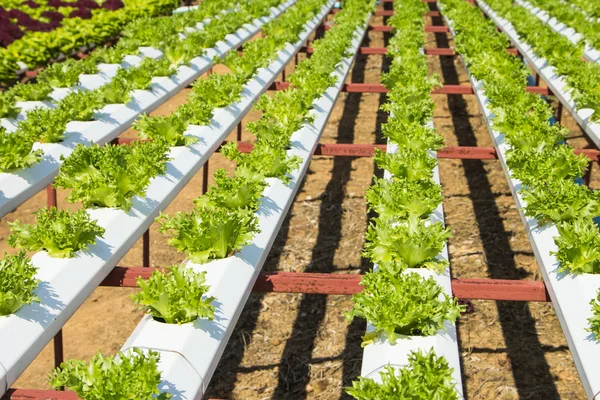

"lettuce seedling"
[8,207,105,258]
[346,349,459,399]
[363,218,451,272]
[158,204,259,264]
[0,251,40,316]
[55,142,169,211]
[523,179,600,224]
[133,112,196,147]
[195,168,267,211]
[0,128,43,171]
[366,177,442,224]
[50,348,171,399]
[347,266,463,345]
[132,265,215,324]
[38,58,97,88]
[221,141,301,185]
[16,106,67,143]
[0,91,20,118]
[553,218,600,274]
[373,148,436,181]
[588,289,600,339]
[8,81,53,102]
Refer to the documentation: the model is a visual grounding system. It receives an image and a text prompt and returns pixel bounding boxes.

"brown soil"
[3,4,596,400]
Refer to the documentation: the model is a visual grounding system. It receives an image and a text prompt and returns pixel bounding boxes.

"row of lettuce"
[1,0,128,48]
[519,0,600,50]
[440,0,600,332]
[0,0,181,82]
[346,0,462,398]
[0,0,278,172]
[480,0,600,124]
[566,0,600,19]
[0,0,376,396]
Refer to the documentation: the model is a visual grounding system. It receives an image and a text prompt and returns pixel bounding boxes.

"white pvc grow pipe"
[121,17,366,400]
[359,134,463,397]
[442,11,600,399]
[0,0,322,394]
[0,2,293,219]
[476,0,600,149]
[515,0,600,63]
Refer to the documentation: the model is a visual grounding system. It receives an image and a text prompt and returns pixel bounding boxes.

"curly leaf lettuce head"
[366,177,442,224]
[16,107,68,143]
[0,128,43,171]
[588,289,600,339]
[195,168,267,212]
[99,75,132,105]
[133,112,196,147]
[0,251,40,316]
[0,91,20,119]
[346,349,459,400]
[157,204,260,264]
[363,218,451,272]
[8,207,105,258]
[347,267,463,345]
[373,148,435,181]
[553,218,600,275]
[221,141,301,185]
[190,72,245,110]
[132,265,215,324]
[58,90,104,122]
[55,142,169,211]
[523,179,600,225]
[50,348,171,400]
[8,81,53,102]
[507,145,588,186]
[381,118,443,152]
[37,58,97,88]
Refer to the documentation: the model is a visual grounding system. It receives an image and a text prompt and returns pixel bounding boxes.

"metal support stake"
[556,101,563,123]
[143,230,150,267]
[202,160,209,194]
[583,163,593,187]
[282,66,286,82]
[47,186,64,378]
[237,122,242,141]
[535,72,540,86]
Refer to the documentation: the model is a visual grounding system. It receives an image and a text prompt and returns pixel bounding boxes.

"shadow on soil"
[430,9,560,399]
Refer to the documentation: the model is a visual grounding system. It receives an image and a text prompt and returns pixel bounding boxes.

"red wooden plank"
[425,48,456,55]
[103,267,549,301]
[345,83,389,93]
[453,279,550,302]
[113,139,599,162]
[268,82,549,95]
[252,272,550,301]
[576,149,600,162]
[358,47,388,55]
[437,145,498,159]
[425,25,450,32]
[370,25,450,33]
[315,143,386,156]
[3,389,78,400]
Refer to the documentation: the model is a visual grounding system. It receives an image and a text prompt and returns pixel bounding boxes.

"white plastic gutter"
[121,15,366,400]
[0,0,326,394]
[442,9,600,399]
[0,1,293,219]
[476,0,600,149]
